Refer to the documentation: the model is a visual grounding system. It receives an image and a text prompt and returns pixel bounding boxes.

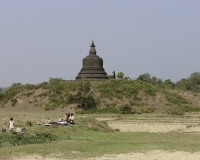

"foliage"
[67,92,97,110]
[76,103,119,114]
[0,92,3,101]
[0,76,198,113]
[137,73,176,89]
[2,83,23,102]
[140,107,155,113]
[24,92,34,97]
[178,106,200,113]
[164,79,176,89]
[37,82,49,89]
[166,106,200,115]
[144,87,157,96]
[136,72,200,93]
[163,91,191,105]
[176,72,200,92]
[23,83,37,90]
[48,78,64,94]
[92,79,142,100]
[124,76,131,80]
[11,98,18,106]
[120,104,135,114]
[0,132,57,147]
[78,82,91,95]
[137,73,151,83]
[117,72,124,80]
[44,93,65,111]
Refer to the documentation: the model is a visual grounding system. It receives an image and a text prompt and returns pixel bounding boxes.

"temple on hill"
[76,41,115,80]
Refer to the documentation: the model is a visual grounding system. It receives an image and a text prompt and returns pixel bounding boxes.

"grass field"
[1,110,200,160]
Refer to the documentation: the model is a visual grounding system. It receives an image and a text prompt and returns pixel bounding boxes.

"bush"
[67,92,97,110]
[140,107,155,113]
[120,104,135,114]
[11,98,17,106]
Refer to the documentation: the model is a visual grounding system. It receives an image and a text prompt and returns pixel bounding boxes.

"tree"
[190,72,200,85]
[124,76,130,80]
[164,79,175,89]
[151,76,157,85]
[137,73,151,83]
[117,72,124,80]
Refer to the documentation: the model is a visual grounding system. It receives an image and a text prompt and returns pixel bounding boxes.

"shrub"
[140,107,155,113]
[120,104,135,114]
[67,92,97,110]
[11,98,17,106]
[178,106,200,113]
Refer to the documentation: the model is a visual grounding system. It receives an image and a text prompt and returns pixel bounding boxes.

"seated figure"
[62,113,68,122]
[68,113,75,124]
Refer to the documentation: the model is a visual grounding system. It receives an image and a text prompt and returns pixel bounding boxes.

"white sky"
[0,0,200,87]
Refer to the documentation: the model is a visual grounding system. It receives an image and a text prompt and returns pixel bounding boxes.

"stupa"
[76,41,108,80]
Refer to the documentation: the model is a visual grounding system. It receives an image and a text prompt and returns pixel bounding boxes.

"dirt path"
[14,150,200,160]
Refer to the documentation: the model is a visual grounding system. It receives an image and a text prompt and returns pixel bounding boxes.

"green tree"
[190,72,200,85]
[0,87,3,101]
[176,72,200,92]
[164,79,175,89]
[117,72,124,80]
[124,76,130,80]
[137,73,151,83]
[151,76,157,85]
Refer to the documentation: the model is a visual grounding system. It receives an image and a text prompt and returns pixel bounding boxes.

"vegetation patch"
[166,106,200,115]
[0,132,57,148]
[11,98,18,106]
[24,92,34,97]
[163,91,191,105]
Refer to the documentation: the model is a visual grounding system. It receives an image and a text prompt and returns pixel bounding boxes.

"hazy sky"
[0,0,200,87]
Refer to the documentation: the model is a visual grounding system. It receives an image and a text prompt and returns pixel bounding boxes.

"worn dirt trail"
[14,150,200,160]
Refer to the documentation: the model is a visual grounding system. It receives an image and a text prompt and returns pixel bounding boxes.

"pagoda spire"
[90,40,96,47]
[89,40,96,55]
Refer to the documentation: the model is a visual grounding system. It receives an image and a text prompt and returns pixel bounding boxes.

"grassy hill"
[1,78,200,115]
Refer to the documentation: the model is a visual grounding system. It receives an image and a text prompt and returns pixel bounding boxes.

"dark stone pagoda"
[76,41,108,80]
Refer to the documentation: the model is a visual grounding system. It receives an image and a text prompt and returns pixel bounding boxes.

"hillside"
[1,78,200,115]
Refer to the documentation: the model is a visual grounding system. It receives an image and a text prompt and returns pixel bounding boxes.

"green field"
[1,111,200,159]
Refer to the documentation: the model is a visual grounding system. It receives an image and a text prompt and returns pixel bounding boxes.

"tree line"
[116,72,200,93]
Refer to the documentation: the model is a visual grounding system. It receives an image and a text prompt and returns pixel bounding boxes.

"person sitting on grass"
[68,113,74,124]
[62,113,68,122]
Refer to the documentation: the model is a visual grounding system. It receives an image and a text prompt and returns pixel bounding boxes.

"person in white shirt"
[68,113,74,124]
[9,117,14,130]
